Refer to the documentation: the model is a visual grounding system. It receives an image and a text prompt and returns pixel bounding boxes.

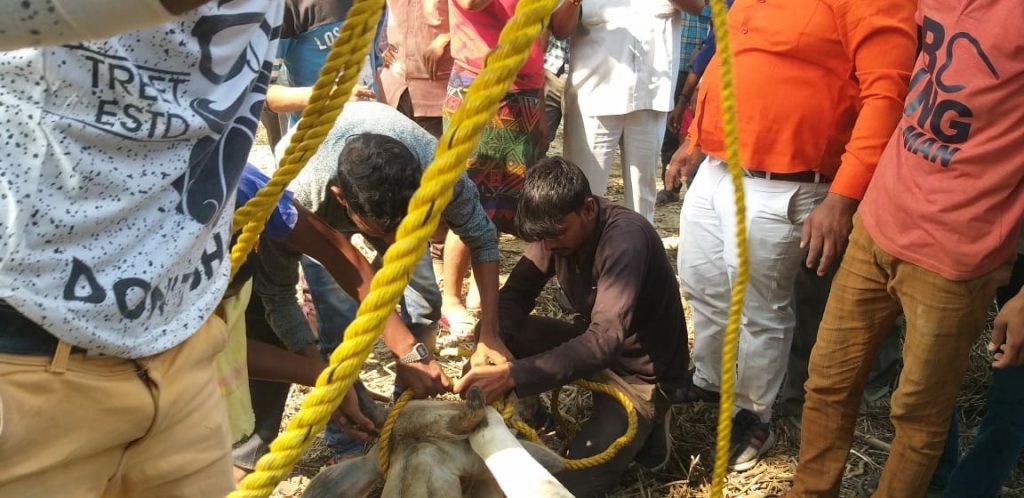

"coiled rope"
[377,380,636,474]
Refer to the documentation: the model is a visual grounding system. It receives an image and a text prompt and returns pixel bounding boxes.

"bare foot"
[441,302,478,341]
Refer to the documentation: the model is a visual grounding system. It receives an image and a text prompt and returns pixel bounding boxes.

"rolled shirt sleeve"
[444,174,499,265]
[253,238,319,352]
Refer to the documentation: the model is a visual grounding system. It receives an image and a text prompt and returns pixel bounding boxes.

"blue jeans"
[300,242,440,456]
[932,256,1024,497]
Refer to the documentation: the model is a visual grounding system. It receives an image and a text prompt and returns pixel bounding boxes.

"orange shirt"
[860,0,1024,281]
[690,0,917,200]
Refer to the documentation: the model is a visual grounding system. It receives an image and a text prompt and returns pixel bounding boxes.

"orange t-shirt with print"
[860,0,1024,281]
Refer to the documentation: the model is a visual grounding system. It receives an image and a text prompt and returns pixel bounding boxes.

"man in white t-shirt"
[0,0,283,495]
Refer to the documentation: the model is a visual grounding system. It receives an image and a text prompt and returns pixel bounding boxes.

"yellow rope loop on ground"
[229,0,559,496]
[490,380,636,471]
[227,0,385,279]
[707,0,748,494]
[561,380,637,470]
[377,390,415,473]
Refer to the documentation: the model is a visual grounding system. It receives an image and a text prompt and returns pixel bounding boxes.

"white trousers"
[563,101,666,222]
[678,156,829,421]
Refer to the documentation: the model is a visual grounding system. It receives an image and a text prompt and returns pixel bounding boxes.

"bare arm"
[453,0,494,11]
[549,0,581,40]
[247,341,324,385]
[288,204,452,396]
[668,0,704,16]
[0,0,179,50]
[246,340,379,440]
[266,85,313,113]
[160,0,208,14]
[286,205,422,366]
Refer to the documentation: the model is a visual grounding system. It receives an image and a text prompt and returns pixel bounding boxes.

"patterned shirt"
[679,6,711,67]
[0,1,283,357]
[544,36,569,76]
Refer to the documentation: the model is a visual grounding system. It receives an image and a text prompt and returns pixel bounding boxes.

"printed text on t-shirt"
[901,15,998,168]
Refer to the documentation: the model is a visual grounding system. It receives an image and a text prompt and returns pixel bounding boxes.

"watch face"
[415,343,429,359]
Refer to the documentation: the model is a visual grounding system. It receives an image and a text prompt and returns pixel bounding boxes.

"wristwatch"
[397,343,431,365]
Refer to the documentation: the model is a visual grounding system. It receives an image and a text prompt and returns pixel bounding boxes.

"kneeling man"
[456,157,688,497]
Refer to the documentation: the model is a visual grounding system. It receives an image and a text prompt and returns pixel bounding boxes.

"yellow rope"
[376,380,636,474]
[496,380,637,470]
[229,0,560,495]
[377,390,415,473]
[227,0,385,279]
[552,379,637,470]
[707,0,748,494]
[226,0,742,494]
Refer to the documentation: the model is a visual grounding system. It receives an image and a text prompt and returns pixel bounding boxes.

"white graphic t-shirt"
[0,1,284,358]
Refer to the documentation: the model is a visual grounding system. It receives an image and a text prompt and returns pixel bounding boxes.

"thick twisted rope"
[707,0,748,494]
[377,390,415,473]
[500,385,637,470]
[227,0,385,279]
[228,0,560,495]
[378,381,635,473]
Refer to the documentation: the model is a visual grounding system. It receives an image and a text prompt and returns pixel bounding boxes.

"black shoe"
[655,189,680,206]
[728,409,776,472]
[635,410,672,471]
[668,369,720,404]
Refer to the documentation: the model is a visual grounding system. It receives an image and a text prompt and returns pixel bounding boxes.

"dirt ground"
[247,126,1023,498]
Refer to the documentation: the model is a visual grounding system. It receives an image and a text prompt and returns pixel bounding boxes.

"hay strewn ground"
[248,126,1023,498]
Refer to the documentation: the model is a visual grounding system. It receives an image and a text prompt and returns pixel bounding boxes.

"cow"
[302,387,573,498]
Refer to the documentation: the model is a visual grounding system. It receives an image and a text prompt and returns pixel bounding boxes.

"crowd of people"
[0,0,1020,497]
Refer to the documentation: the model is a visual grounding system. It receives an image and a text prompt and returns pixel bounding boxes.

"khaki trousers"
[789,218,1012,498]
[0,315,233,498]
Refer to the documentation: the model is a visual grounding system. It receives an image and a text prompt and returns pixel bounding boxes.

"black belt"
[744,169,831,184]
[0,300,88,356]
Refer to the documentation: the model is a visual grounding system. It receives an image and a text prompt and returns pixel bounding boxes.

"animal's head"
[301,387,490,498]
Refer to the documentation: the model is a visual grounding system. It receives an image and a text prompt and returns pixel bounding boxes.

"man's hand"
[331,385,378,441]
[800,193,858,276]
[396,358,452,397]
[350,85,376,102]
[665,139,704,192]
[382,45,397,68]
[454,363,515,404]
[422,34,450,81]
[667,100,691,134]
[991,289,1024,368]
[470,335,513,368]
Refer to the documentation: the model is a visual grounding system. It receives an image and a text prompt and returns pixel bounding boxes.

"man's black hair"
[333,133,422,234]
[515,156,593,242]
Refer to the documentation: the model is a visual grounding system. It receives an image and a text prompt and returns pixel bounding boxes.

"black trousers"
[502,316,666,497]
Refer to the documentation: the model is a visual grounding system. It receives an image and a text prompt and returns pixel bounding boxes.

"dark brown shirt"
[501,198,689,396]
